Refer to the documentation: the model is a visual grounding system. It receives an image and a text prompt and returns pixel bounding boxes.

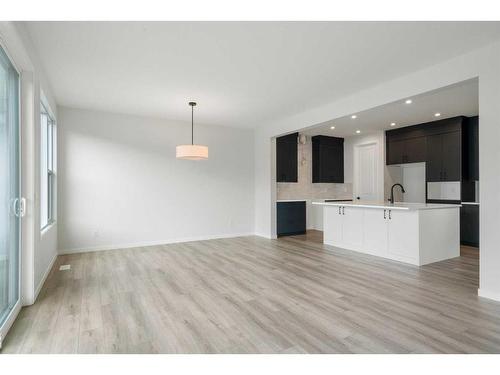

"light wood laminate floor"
[2,231,498,354]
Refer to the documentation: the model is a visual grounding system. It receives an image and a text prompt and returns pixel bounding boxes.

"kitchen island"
[312,201,461,266]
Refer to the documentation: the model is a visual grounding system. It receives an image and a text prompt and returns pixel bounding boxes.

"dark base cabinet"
[277,201,306,237]
[460,204,479,247]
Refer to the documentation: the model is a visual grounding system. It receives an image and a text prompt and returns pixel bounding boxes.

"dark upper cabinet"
[463,116,479,181]
[312,135,344,183]
[386,116,464,181]
[386,139,405,165]
[426,133,443,181]
[276,133,298,182]
[387,136,426,165]
[426,131,461,182]
[405,136,427,164]
[441,131,461,181]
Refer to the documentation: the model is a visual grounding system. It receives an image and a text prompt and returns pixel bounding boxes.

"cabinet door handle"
[384,209,386,219]
[389,210,392,220]
[338,207,341,215]
[342,206,345,215]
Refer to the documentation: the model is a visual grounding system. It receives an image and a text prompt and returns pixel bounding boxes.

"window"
[40,103,55,229]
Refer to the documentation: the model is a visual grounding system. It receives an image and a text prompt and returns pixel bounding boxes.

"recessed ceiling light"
[434,112,441,117]
[356,130,361,134]
[405,99,412,104]
[351,115,357,119]
[390,122,396,127]
[330,126,335,130]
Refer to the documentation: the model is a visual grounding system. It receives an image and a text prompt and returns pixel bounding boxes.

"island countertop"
[312,200,461,211]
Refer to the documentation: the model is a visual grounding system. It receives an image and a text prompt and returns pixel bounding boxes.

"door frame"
[353,141,381,201]
[0,39,23,348]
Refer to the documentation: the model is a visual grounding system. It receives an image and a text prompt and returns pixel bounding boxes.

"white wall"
[254,40,500,301]
[0,22,58,305]
[57,107,255,253]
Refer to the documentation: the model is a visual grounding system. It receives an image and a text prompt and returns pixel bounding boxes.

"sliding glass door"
[0,45,20,336]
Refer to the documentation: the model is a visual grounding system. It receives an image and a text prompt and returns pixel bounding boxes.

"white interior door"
[354,142,378,201]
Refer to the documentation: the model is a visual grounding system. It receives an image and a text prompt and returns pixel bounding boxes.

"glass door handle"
[11,197,26,217]
[20,197,26,217]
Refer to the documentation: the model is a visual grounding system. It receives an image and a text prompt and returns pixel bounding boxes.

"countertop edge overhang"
[312,201,462,211]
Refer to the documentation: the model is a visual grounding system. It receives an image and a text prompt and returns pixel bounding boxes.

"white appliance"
[387,162,426,203]
[427,181,461,201]
[401,163,426,203]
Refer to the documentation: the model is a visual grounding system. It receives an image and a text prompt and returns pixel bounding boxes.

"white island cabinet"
[313,201,461,266]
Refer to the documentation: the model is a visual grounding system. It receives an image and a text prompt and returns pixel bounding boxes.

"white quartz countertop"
[276,198,352,203]
[312,200,461,211]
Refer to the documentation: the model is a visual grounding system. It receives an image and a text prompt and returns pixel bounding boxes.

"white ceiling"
[302,78,478,138]
[24,22,500,128]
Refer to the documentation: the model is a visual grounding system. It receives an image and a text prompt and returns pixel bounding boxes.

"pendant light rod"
[189,101,196,145]
[176,101,207,160]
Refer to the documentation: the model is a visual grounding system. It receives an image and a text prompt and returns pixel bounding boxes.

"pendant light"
[176,101,208,160]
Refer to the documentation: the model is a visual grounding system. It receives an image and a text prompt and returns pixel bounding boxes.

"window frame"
[40,102,56,230]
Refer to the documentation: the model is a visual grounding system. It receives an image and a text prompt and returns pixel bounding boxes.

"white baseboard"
[254,232,273,239]
[58,232,256,255]
[478,288,500,302]
[32,253,57,304]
